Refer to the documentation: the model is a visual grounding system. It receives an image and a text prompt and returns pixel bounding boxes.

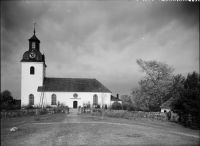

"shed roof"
[38,77,111,93]
[160,97,174,108]
[111,95,122,101]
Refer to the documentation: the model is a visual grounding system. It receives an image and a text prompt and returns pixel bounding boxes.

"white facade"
[21,62,46,106]
[38,92,111,108]
[21,61,111,108]
[161,108,171,113]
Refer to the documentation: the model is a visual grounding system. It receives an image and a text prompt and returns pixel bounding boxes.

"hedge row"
[1,107,69,118]
[91,110,168,121]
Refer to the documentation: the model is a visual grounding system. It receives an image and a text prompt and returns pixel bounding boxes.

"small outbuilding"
[111,94,122,105]
[160,97,174,113]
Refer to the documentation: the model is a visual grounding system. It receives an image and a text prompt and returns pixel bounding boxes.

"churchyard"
[1,110,199,146]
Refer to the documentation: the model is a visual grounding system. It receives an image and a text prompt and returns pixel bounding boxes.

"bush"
[122,103,136,111]
[1,102,21,111]
[46,105,51,108]
[96,104,101,109]
[111,102,122,110]
[104,110,131,119]
[38,108,48,115]
[139,107,150,112]
[24,105,35,109]
[99,110,167,121]
[166,111,171,120]
[59,103,66,108]
[91,108,102,116]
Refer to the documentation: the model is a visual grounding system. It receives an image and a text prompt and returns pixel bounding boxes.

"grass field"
[1,113,199,146]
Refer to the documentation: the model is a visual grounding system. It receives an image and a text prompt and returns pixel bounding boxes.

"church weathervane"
[33,22,36,34]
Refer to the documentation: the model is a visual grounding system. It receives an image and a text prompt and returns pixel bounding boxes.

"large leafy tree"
[131,87,150,111]
[121,94,132,104]
[168,74,185,99]
[172,71,200,128]
[136,59,174,111]
[121,94,136,111]
[1,90,13,103]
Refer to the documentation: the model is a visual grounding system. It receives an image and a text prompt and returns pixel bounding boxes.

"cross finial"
[33,22,36,34]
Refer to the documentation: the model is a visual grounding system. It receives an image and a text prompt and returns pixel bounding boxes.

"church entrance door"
[73,101,78,108]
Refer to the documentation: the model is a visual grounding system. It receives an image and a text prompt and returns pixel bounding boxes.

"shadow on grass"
[170,121,199,130]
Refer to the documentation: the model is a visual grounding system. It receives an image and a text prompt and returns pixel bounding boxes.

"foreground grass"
[1,113,199,146]
[80,114,200,138]
[1,113,66,129]
[1,113,66,146]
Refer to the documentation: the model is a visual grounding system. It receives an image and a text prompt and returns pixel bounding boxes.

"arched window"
[30,66,34,75]
[51,94,56,105]
[93,94,98,105]
[29,94,34,105]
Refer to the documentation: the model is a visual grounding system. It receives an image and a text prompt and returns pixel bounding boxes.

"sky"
[1,1,199,99]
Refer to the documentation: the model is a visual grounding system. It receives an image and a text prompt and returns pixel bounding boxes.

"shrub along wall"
[1,107,69,118]
[91,109,171,121]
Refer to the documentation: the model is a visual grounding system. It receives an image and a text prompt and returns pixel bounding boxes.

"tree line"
[1,90,20,110]
[121,59,200,128]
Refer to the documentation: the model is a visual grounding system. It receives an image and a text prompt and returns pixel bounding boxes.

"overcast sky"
[1,1,199,99]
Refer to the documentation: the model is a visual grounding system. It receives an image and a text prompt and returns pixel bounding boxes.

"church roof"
[38,77,112,93]
[29,34,40,42]
[21,51,45,62]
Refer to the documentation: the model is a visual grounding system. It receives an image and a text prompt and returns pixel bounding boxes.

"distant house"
[160,97,179,121]
[111,94,122,105]
[160,97,174,113]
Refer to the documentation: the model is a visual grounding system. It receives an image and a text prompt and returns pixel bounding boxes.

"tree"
[131,87,151,111]
[121,95,132,104]
[112,102,122,110]
[1,90,13,103]
[136,59,174,111]
[168,74,185,99]
[172,71,200,128]
[121,94,136,111]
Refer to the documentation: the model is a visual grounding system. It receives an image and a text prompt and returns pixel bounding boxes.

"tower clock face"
[29,52,36,59]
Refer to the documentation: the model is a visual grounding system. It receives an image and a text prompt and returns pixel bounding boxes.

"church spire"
[33,22,36,34]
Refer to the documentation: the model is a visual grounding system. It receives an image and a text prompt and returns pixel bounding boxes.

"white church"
[21,28,112,108]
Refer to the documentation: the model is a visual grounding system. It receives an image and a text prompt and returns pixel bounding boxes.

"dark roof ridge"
[38,77,111,93]
[160,97,174,108]
[95,79,112,93]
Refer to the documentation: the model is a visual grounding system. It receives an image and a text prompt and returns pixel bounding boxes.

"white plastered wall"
[161,108,171,113]
[38,92,111,108]
[111,101,122,105]
[21,62,45,106]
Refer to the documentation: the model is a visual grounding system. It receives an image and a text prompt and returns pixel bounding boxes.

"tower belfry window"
[32,42,35,49]
[30,66,35,75]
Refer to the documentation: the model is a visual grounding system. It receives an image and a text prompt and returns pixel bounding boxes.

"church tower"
[21,26,47,107]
